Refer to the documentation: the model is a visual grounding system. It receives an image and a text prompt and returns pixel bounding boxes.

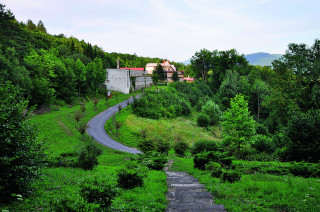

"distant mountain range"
[182,52,282,67]
[244,52,282,66]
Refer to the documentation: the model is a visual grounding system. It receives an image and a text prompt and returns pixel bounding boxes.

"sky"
[2,0,320,62]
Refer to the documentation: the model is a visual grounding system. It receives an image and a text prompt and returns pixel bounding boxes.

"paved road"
[87,96,141,154]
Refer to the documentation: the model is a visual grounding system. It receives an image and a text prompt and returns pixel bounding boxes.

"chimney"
[117,59,119,69]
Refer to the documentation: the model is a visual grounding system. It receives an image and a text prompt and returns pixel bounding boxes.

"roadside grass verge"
[170,156,320,211]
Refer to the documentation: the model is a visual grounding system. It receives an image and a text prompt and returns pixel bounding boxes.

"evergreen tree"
[172,71,179,82]
[36,20,47,33]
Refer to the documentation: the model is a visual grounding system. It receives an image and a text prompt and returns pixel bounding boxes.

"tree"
[221,94,255,155]
[25,19,36,30]
[154,63,166,81]
[172,71,179,82]
[284,110,320,162]
[37,20,47,33]
[201,100,222,125]
[0,81,44,202]
[190,49,214,82]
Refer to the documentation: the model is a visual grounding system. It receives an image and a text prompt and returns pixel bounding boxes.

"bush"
[173,140,189,156]
[78,139,103,170]
[138,139,155,153]
[251,134,275,153]
[155,138,171,155]
[288,162,314,178]
[79,177,117,208]
[197,113,210,127]
[201,100,222,125]
[50,193,99,212]
[221,171,241,183]
[193,151,219,170]
[117,168,144,189]
[219,157,233,167]
[191,140,219,155]
[205,161,221,170]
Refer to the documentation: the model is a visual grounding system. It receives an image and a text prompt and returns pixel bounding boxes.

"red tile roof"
[120,67,144,71]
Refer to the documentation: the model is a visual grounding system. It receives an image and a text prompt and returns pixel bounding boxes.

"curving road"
[87,96,141,154]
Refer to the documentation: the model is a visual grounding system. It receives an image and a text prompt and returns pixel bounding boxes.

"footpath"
[165,163,226,212]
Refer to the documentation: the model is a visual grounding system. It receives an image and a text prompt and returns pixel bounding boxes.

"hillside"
[244,52,282,66]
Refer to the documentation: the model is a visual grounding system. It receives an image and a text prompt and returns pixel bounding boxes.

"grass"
[170,156,320,211]
[106,106,221,148]
[0,88,168,211]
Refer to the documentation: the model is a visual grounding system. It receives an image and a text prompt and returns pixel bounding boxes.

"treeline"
[191,42,320,162]
[0,4,185,107]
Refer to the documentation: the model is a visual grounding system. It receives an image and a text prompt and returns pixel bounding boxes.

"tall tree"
[154,63,166,81]
[221,93,256,155]
[36,20,47,33]
[190,49,215,82]
[172,71,179,82]
[0,81,44,202]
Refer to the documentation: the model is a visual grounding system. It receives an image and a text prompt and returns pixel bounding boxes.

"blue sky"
[2,0,320,62]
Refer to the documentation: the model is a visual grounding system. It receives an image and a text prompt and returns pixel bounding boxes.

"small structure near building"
[183,75,195,83]
[105,68,152,94]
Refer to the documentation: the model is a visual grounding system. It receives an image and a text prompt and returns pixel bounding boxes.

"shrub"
[197,113,210,127]
[155,138,171,155]
[251,134,275,153]
[191,140,219,155]
[79,177,117,209]
[141,154,167,170]
[138,139,155,153]
[179,99,192,116]
[173,140,189,156]
[193,151,219,170]
[221,171,241,183]
[205,161,221,171]
[50,193,99,212]
[288,162,313,178]
[117,168,144,189]
[78,139,103,170]
[201,100,222,125]
[219,157,233,167]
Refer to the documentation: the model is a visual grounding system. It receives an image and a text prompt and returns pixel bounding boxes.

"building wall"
[146,66,156,74]
[105,69,152,94]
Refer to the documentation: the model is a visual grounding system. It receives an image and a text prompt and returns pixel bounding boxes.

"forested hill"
[0,4,184,107]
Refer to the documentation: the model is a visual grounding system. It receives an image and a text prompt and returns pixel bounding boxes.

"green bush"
[138,139,155,153]
[197,113,210,127]
[288,162,314,178]
[173,140,189,156]
[117,168,144,189]
[220,157,233,167]
[205,161,221,170]
[155,138,171,155]
[193,151,219,170]
[79,177,117,209]
[50,193,99,212]
[221,171,241,183]
[201,100,222,125]
[251,134,275,153]
[191,140,218,155]
[77,139,103,170]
